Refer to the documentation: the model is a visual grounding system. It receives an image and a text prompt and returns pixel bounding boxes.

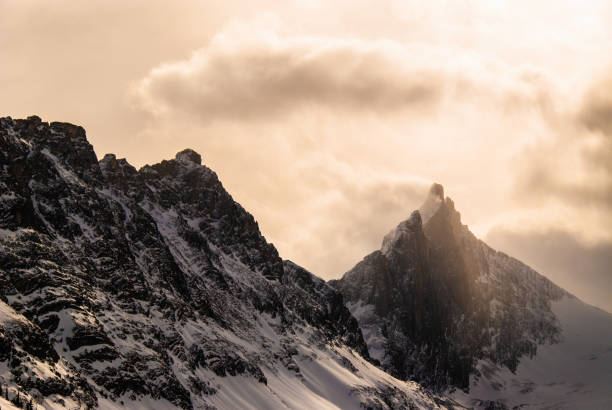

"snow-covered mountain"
[1,116,610,410]
[331,184,612,409]
[0,116,455,409]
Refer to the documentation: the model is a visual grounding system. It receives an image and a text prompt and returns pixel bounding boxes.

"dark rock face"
[175,148,202,165]
[331,184,567,391]
[0,116,373,409]
[280,261,370,358]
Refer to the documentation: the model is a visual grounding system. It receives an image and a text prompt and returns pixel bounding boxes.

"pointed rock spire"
[429,183,444,200]
[419,183,445,224]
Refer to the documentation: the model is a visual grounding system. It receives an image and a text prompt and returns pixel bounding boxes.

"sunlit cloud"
[130,20,552,123]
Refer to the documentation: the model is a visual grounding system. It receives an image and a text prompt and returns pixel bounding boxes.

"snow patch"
[346,301,387,363]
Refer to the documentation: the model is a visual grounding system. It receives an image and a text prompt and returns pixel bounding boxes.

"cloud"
[130,20,550,123]
[281,174,428,277]
[579,74,612,136]
[512,71,612,216]
[486,227,612,313]
[490,72,612,313]
[213,142,431,277]
[129,18,599,283]
[519,159,612,210]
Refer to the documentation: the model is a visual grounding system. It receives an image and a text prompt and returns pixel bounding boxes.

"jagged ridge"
[0,116,450,409]
[331,184,568,391]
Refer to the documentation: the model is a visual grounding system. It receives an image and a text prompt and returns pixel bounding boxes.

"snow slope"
[454,295,612,409]
[206,342,449,410]
[0,397,20,410]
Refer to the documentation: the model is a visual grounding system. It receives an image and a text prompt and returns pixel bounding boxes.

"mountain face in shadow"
[331,184,612,408]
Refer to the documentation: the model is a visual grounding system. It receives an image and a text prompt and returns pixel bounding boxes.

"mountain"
[0,116,453,409]
[331,184,612,409]
[2,116,610,410]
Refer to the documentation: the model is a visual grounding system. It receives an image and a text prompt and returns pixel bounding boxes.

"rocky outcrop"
[280,261,369,357]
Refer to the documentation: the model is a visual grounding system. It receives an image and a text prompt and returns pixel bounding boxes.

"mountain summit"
[418,183,444,224]
[331,183,612,409]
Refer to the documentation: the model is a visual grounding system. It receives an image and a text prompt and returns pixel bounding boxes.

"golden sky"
[1,0,611,312]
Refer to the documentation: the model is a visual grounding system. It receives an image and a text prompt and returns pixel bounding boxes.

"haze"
[1,0,610,312]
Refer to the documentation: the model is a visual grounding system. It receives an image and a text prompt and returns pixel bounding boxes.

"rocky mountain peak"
[175,148,202,165]
[418,183,445,224]
[429,182,444,200]
[333,180,569,392]
[1,116,103,187]
[99,153,138,179]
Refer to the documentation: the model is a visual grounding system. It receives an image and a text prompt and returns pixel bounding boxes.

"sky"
[1,0,611,312]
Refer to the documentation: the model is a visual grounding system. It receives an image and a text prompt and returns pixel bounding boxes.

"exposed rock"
[332,183,567,391]
[175,148,202,165]
[0,116,447,409]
